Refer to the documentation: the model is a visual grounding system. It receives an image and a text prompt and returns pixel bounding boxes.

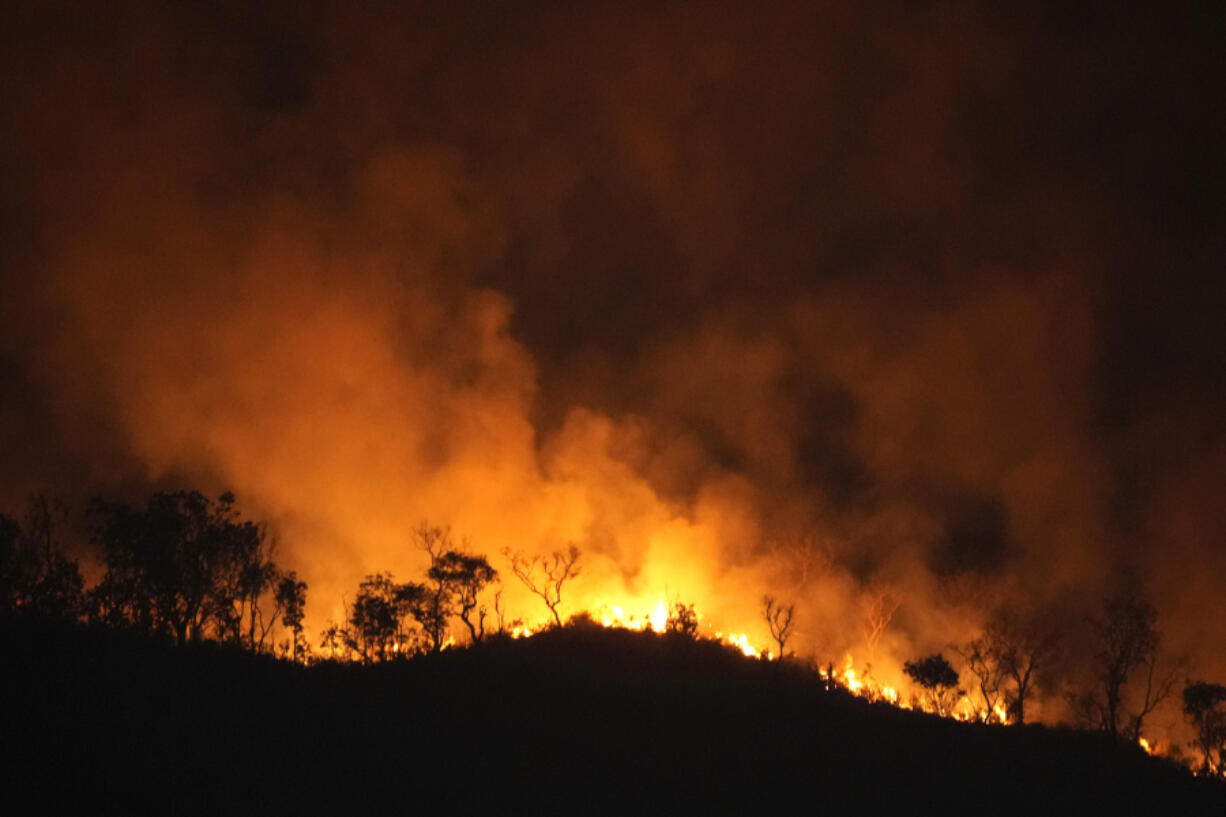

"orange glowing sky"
[1,0,1224,744]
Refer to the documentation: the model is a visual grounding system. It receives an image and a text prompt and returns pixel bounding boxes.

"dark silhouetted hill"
[3,618,1222,816]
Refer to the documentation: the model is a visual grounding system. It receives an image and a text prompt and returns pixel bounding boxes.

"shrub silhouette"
[428,545,498,644]
[958,609,1061,724]
[666,602,699,637]
[904,652,961,716]
[1183,681,1226,776]
[274,571,308,661]
[0,496,84,620]
[346,572,416,662]
[87,490,277,647]
[763,595,795,662]
[1074,594,1175,739]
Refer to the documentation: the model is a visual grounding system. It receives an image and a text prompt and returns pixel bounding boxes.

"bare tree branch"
[505,545,581,627]
[763,595,795,662]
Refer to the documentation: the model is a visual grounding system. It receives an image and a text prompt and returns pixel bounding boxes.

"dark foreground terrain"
[3,620,1223,816]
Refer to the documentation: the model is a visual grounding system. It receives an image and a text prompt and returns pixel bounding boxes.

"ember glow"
[517,596,1012,725]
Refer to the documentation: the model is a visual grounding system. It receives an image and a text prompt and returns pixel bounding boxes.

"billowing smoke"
[2,1,1223,737]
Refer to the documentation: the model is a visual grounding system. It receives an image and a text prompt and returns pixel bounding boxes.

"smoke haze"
[2,1,1224,730]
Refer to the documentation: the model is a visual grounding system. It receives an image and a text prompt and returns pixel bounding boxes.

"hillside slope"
[3,620,1222,816]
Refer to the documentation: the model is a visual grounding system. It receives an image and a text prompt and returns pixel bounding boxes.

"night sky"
[1,1,1224,722]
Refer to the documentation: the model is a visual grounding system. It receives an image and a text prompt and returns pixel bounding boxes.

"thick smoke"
[1,1,1223,735]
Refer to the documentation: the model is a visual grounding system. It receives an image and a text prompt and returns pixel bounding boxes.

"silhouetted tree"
[320,529,500,659]
[319,621,350,661]
[666,602,699,637]
[772,530,839,595]
[215,533,281,652]
[956,637,1005,723]
[983,610,1061,725]
[398,525,456,652]
[492,587,512,634]
[348,572,415,662]
[506,545,581,627]
[275,571,308,662]
[565,610,601,629]
[88,490,270,645]
[20,495,84,617]
[1125,649,1181,743]
[763,595,795,662]
[429,548,497,644]
[0,495,84,619]
[1076,594,1163,736]
[1183,681,1226,776]
[0,512,25,611]
[861,582,902,662]
[904,653,961,716]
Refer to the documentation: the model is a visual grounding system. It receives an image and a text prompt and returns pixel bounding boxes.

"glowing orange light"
[648,599,668,633]
[455,595,1026,730]
[724,633,759,657]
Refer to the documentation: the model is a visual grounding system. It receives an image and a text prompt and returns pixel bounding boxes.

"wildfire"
[588,596,761,656]
[719,633,760,658]
[842,658,863,694]
[819,655,895,703]
[649,599,668,633]
[596,601,669,633]
[508,598,1029,728]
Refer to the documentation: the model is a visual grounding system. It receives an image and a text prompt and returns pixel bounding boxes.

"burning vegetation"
[1,487,1223,781]
[2,3,1225,811]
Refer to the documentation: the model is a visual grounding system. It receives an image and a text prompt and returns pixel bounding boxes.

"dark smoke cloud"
[1,0,1223,728]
